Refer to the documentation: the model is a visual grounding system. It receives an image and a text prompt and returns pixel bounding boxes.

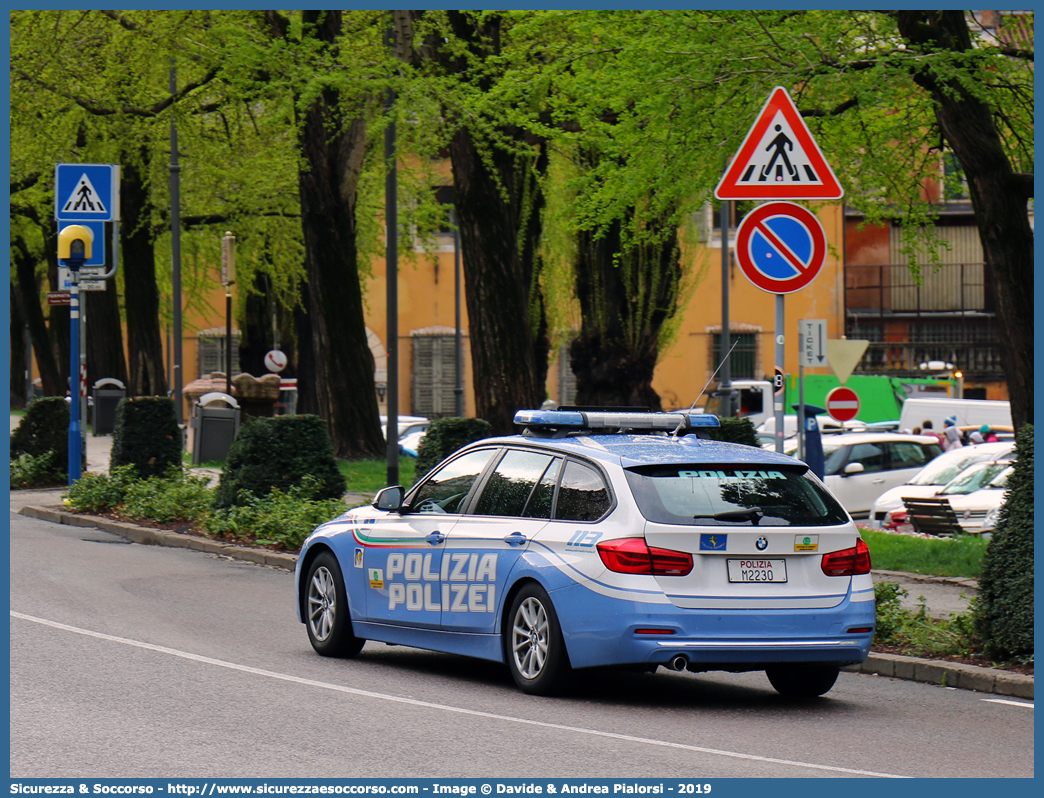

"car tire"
[506,583,572,696]
[305,551,365,658]
[765,663,840,698]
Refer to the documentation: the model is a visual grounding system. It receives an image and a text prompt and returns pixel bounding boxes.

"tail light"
[821,538,872,576]
[597,537,693,576]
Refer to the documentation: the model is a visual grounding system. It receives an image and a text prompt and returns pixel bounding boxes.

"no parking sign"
[734,202,826,294]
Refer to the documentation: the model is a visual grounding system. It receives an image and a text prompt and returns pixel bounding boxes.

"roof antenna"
[672,338,741,437]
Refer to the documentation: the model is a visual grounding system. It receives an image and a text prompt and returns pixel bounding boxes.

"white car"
[943,462,1014,535]
[868,442,1015,526]
[380,415,430,440]
[785,432,944,519]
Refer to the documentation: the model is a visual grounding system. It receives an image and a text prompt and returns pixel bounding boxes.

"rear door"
[631,465,857,609]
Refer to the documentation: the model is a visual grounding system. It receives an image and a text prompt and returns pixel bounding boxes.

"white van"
[898,398,1011,433]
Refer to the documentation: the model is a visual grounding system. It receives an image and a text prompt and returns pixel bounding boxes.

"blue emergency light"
[513,409,720,433]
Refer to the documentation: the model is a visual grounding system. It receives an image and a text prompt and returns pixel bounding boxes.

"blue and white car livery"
[295,410,875,697]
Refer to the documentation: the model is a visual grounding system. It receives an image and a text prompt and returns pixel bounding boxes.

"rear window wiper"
[693,508,765,525]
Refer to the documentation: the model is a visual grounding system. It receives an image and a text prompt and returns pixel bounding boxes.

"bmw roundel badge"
[756,536,768,551]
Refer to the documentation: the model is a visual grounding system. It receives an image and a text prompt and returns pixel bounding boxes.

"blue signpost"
[56,164,119,484]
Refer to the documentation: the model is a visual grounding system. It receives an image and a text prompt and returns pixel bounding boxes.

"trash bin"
[190,391,241,464]
[92,378,126,436]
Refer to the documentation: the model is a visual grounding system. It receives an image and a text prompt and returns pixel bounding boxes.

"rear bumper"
[554,581,875,670]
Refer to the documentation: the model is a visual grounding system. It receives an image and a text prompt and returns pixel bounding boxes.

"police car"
[295,409,874,697]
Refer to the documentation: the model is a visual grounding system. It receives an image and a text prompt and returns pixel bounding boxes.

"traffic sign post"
[735,203,827,453]
[55,164,119,222]
[735,202,827,294]
[715,87,844,201]
[826,386,861,423]
[797,318,826,461]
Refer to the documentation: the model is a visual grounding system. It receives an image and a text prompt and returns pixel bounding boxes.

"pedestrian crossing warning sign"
[715,87,844,201]
[61,173,109,215]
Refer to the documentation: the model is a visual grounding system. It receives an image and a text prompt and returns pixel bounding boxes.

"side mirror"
[843,462,865,476]
[373,485,405,512]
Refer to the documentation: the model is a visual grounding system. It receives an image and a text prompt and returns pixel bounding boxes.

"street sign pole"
[775,294,785,452]
[68,269,82,484]
[798,363,805,462]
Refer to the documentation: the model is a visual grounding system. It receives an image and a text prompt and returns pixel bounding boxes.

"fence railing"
[846,262,991,315]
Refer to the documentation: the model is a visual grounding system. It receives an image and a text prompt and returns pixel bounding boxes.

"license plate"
[727,558,787,583]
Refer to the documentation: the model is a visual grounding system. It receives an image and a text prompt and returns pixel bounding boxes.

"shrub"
[413,417,493,484]
[64,465,138,513]
[10,452,61,489]
[206,476,344,550]
[120,467,213,524]
[706,416,759,447]
[110,397,183,479]
[214,414,345,508]
[974,424,1033,660]
[10,397,69,477]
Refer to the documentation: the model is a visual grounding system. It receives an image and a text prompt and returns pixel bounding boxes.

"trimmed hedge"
[110,397,183,479]
[214,414,345,508]
[10,397,70,478]
[413,417,493,485]
[973,423,1033,660]
[706,416,760,447]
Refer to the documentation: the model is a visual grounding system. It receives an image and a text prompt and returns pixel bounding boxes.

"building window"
[942,153,970,201]
[197,330,241,378]
[711,333,756,380]
[411,328,462,418]
[435,186,455,233]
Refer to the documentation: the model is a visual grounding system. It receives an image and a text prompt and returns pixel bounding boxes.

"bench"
[902,496,964,537]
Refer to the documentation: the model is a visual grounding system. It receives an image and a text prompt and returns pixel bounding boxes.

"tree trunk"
[442,12,550,435]
[12,235,62,396]
[896,11,1034,429]
[10,280,28,409]
[295,9,384,458]
[293,280,319,416]
[569,217,681,410]
[84,227,128,390]
[121,153,168,397]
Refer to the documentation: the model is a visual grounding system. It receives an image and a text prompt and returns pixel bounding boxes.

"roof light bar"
[512,409,719,431]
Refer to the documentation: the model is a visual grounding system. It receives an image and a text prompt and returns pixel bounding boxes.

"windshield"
[938,461,1009,496]
[908,449,993,486]
[624,464,849,527]
[987,466,1014,489]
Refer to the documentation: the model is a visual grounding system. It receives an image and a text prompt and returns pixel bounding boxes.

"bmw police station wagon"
[295,410,875,697]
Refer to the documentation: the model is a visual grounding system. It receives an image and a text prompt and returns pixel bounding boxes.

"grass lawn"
[338,457,416,494]
[860,527,989,579]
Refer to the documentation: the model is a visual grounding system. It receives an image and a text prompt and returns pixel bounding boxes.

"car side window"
[410,449,495,514]
[888,441,931,469]
[554,460,611,522]
[472,449,555,518]
[846,442,885,473]
[522,458,562,519]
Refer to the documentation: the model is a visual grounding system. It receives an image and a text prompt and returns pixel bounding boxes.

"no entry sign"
[735,202,827,294]
[825,386,860,422]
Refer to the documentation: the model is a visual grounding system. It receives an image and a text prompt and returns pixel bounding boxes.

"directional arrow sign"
[799,319,827,368]
[827,338,869,384]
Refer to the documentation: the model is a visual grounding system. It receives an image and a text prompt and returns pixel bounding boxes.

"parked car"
[869,441,1015,526]
[379,415,430,441]
[295,409,874,697]
[784,432,943,519]
[941,462,1014,536]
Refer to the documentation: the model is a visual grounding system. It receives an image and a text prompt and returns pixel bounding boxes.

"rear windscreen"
[624,465,849,527]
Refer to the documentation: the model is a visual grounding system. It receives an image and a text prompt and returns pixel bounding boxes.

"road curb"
[19,503,1033,700]
[18,504,297,571]
[872,568,979,591]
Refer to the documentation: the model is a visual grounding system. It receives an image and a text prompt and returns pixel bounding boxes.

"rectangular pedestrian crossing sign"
[715,87,843,201]
[54,163,120,221]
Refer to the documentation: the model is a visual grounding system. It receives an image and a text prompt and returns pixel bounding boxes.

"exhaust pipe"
[669,655,688,671]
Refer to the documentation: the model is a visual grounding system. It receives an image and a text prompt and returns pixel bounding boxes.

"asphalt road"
[10,510,1034,780]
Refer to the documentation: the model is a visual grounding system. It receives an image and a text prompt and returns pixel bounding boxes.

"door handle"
[872,478,885,484]
[504,532,527,547]
[425,532,446,545]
